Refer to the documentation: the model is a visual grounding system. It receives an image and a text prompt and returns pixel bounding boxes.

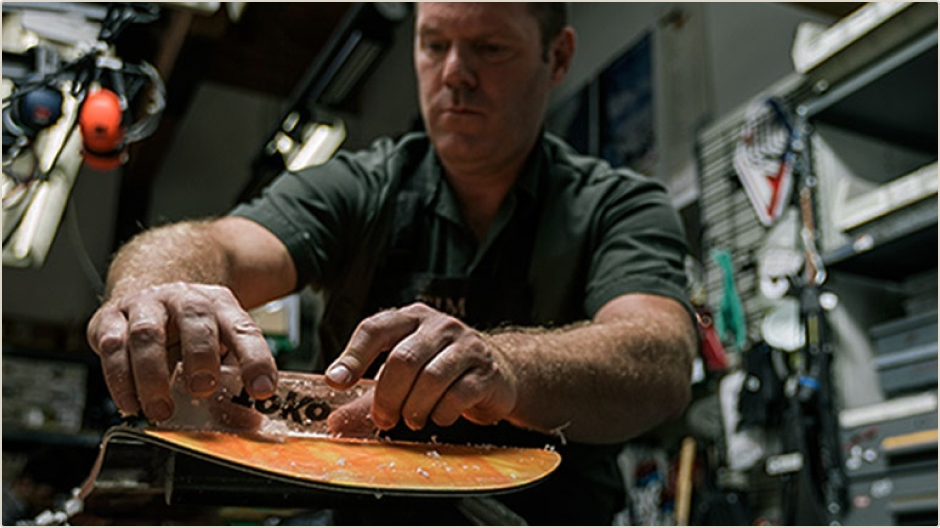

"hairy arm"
[326,293,696,445]
[490,293,696,443]
[88,216,297,420]
[104,217,295,306]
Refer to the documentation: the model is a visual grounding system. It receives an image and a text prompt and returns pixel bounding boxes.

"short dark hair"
[527,3,569,60]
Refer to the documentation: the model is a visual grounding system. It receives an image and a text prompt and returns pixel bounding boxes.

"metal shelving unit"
[696,4,938,525]
[791,4,938,525]
[799,20,938,282]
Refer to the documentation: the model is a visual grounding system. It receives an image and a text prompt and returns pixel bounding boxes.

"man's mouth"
[442,106,481,115]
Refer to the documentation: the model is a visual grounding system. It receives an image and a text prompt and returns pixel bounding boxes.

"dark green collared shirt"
[232,131,691,335]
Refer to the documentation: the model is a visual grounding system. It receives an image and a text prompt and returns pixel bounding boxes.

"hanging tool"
[711,249,747,352]
[675,437,697,526]
[775,105,847,525]
[733,97,799,227]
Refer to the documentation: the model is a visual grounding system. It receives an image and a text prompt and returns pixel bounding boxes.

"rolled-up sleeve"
[583,173,692,318]
[229,140,397,291]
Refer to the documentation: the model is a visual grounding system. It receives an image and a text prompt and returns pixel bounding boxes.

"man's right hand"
[87,281,278,422]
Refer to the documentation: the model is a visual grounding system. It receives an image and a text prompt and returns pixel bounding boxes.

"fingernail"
[190,373,217,394]
[406,420,423,431]
[251,375,275,395]
[145,399,172,421]
[374,414,395,430]
[116,394,139,414]
[327,364,352,386]
[406,411,424,431]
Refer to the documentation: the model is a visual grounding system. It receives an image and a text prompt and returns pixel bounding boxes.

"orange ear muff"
[79,88,127,171]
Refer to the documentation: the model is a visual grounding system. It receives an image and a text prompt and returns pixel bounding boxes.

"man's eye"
[424,41,448,54]
[478,43,510,57]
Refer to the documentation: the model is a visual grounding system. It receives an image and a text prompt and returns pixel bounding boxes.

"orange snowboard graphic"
[139,428,560,494]
[80,366,561,499]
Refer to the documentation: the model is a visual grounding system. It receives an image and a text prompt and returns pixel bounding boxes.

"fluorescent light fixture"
[286,121,346,172]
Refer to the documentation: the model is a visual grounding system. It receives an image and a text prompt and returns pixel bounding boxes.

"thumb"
[325,309,418,388]
[327,389,378,438]
[325,357,364,389]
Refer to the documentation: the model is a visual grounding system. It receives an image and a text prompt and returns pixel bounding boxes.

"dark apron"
[365,163,537,328]
[326,148,626,525]
[360,157,555,449]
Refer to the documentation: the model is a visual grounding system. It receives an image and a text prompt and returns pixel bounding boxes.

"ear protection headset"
[76,60,166,171]
[78,87,125,170]
[4,60,165,174]
[2,44,66,160]
[2,85,64,148]
[2,82,65,164]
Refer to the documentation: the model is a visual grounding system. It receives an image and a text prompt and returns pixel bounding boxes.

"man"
[87,3,697,524]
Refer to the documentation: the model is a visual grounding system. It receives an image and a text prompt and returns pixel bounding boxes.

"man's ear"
[549,27,576,86]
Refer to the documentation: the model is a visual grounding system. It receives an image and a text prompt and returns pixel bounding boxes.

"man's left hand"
[325,303,517,431]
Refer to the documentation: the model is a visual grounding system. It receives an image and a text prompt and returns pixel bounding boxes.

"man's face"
[414,3,562,175]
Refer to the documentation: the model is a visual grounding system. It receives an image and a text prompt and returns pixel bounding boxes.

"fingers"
[327,389,378,438]
[171,293,222,397]
[166,285,275,400]
[413,340,515,429]
[326,308,420,388]
[87,282,278,422]
[429,368,495,427]
[396,346,467,429]
[88,306,138,416]
[330,303,517,433]
[210,287,278,399]
[125,299,174,421]
[373,316,463,429]
[389,333,479,429]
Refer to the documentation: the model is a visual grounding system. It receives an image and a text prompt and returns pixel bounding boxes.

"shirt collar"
[420,133,547,217]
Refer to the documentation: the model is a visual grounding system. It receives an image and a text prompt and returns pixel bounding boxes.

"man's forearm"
[104,221,230,301]
[490,303,695,444]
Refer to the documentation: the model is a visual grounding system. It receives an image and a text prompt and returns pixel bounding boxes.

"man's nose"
[442,44,476,89]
